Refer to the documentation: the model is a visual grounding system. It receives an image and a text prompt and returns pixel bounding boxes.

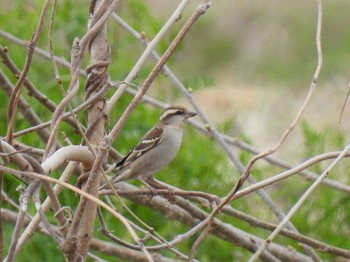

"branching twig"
[0,68,50,143]
[112,9,322,261]
[0,166,141,245]
[5,183,37,262]
[6,0,52,144]
[113,183,312,262]
[232,151,350,201]
[222,206,350,258]
[250,142,350,261]
[42,0,119,160]
[13,162,77,256]
[106,0,191,113]
[189,0,324,259]
[2,0,349,261]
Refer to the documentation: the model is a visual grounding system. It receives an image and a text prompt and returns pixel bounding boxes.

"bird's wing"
[115,127,164,169]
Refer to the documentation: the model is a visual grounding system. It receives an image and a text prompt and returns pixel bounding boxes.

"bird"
[100,106,197,190]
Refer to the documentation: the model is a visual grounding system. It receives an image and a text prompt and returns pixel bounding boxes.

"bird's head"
[160,106,197,127]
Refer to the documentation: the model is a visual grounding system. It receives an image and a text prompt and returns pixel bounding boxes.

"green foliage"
[301,120,325,173]
[3,224,63,262]
[301,121,325,155]
[182,75,215,93]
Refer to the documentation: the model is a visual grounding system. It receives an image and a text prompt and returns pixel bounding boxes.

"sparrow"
[100,106,197,190]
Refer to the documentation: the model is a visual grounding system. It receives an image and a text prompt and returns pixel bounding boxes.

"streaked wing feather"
[115,127,163,169]
[134,127,163,151]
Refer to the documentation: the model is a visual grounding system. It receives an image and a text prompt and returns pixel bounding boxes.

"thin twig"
[112,10,322,261]
[250,142,350,261]
[0,45,82,138]
[42,0,119,160]
[338,80,350,124]
[6,0,52,144]
[106,0,191,113]
[114,183,311,262]
[222,206,350,258]
[189,0,324,260]
[5,184,37,262]
[13,162,77,256]
[0,166,141,246]
[0,68,50,143]
[232,151,350,201]
[227,137,350,194]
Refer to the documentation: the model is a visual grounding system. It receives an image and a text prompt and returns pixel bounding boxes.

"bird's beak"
[185,110,197,119]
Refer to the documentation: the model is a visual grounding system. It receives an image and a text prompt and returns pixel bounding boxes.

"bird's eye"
[175,111,182,115]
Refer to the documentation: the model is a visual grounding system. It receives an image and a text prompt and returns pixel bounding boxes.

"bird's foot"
[139,179,158,198]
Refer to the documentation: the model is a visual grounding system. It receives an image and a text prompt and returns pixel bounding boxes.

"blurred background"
[149,0,350,160]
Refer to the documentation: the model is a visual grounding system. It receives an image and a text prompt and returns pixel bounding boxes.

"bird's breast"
[125,127,183,178]
[161,127,183,158]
